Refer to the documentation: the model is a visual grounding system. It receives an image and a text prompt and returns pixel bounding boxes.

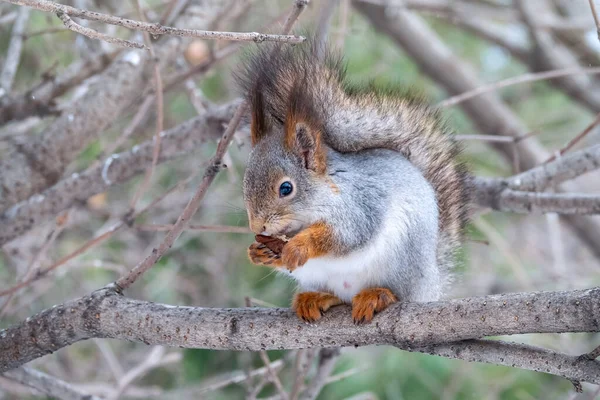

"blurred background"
[0,0,599,398]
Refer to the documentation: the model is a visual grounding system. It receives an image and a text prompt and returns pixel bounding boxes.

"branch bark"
[6,0,304,43]
[0,100,239,246]
[0,49,117,125]
[1,285,599,382]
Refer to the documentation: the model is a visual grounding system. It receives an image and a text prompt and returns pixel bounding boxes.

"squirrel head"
[243,89,330,237]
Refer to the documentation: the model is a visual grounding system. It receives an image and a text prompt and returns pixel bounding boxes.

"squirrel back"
[237,40,471,275]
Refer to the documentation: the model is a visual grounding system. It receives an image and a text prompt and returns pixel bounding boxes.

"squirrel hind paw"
[351,288,397,324]
[248,242,283,267]
[293,292,342,322]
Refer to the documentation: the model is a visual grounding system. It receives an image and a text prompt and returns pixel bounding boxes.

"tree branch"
[477,190,600,215]
[56,11,147,49]
[6,0,304,43]
[0,5,29,93]
[1,285,599,383]
[0,100,239,246]
[2,366,101,400]
[0,49,117,124]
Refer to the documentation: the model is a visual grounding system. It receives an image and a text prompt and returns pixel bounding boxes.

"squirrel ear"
[287,121,327,174]
[249,88,269,146]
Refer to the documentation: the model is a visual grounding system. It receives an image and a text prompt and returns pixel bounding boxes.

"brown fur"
[281,221,336,270]
[293,292,343,322]
[351,288,397,324]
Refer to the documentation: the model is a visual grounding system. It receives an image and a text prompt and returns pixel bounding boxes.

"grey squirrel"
[236,40,471,324]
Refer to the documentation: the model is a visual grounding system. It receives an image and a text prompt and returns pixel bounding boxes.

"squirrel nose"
[249,217,266,235]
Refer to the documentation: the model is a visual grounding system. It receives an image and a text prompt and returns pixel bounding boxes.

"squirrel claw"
[352,288,397,324]
[248,242,283,267]
[293,292,342,322]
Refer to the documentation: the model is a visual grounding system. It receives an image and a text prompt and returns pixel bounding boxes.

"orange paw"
[248,242,284,267]
[293,292,343,322]
[281,239,309,271]
[352,288,397,324]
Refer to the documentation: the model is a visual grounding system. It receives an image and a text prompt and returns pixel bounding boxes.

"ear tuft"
[249,86,269,146]
[287,121,327,174]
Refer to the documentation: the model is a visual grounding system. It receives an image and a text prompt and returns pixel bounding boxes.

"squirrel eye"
[279,181,294,197]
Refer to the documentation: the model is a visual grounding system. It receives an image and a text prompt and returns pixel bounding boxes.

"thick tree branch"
[6,0,304,43]
[1,286,599,382]
[0,100,239,246]
[0,49,117,124]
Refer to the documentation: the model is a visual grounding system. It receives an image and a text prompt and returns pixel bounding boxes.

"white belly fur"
[282,204,405,303]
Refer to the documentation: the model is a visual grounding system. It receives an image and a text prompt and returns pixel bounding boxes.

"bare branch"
[0,6,29,93]
[135,224,252,234]
[439,67,600,108]
[1,286,600,383]
[0,100,240,247]
[478,190,600,215]
[282,0,310,35]
[3,367,101,400]
[128,0,165,210]
[114,103,247,290]
[56,11,147,49]
[546,112,600,163]
[302,348,340,400]
[0,49,117,124]
[6,0,304,43]
[588,0,600,42]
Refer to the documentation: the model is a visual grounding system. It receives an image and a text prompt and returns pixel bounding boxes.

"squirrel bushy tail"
[236,39,471,273]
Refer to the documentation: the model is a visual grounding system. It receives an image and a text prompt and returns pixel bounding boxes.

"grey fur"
[244,130,441,302]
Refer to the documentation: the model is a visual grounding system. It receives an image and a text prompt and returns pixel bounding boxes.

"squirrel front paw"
[248,242,284,267]
[352,288,397,324]
[293,292,342,322]
[281,240,310,271]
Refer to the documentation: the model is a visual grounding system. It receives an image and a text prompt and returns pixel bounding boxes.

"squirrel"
[236,40,471,324]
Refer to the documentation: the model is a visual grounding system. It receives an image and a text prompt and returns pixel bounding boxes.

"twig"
[282,0,310,34]
[115,103,246,290]
[589,0,600,42]
[0,49,117,124]
[56,12,147,50]
[0,6,29,93]
[136,223,251,233]
[2,367,101,400]
[301,348,340,400]
[128,0,165,210]
[439,67,600,108]
[96,95,155,164]
[545,112,600,163]
[7,0,304,43]
[315,0,339,59]
[0,223,123,297]
[584,344,600,360]
[0,210,68,316]
[160,360,284,398]
[93,339,124,383]
[110,347,181,400]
